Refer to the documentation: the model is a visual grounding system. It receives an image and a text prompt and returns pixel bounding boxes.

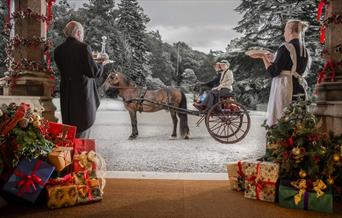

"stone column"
[314,1,342,134]
[0,0,57,122]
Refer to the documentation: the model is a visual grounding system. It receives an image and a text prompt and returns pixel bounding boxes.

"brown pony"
[103,72,190,140]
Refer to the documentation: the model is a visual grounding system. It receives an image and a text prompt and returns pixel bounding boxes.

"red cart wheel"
[205,100,250,144]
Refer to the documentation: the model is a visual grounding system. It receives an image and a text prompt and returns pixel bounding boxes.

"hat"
[220,60,230,68]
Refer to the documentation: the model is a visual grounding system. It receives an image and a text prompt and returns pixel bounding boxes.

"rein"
[109,86,141,90]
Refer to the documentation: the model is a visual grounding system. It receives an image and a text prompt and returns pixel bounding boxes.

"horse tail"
[178,91,190,139]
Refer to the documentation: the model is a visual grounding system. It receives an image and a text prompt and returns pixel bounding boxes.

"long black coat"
[54,37,103,133]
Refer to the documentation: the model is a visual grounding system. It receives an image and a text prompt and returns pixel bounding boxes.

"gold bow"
[74,150,97,171]
[290,179,307,205]
[313,179,327,198]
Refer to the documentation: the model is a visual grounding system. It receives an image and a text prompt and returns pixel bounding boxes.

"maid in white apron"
[262,20,311,127]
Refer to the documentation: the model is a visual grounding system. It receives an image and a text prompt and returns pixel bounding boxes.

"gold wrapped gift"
[48,147,73,172]
[227,161,245,191]
[77,185,102,204]
[88,179,100,187]
[47,185,78,209]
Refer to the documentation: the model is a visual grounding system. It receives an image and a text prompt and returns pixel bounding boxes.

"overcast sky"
[67,0,242,53]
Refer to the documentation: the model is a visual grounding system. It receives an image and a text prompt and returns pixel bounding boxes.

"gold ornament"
[292,147,301,156]
[299,169,307,178]
[32,113,41,121]
[18,118,29,129]
[320,146,327,155]
[333,153,341,162]
[327,177,334,185]
[33,120,41,128]
[312,141,317,146]
[295,158,303,163]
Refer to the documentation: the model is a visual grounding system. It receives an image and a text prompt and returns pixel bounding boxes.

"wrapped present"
[47,184,78,209]
[2,159,55,203]
[73,171,96,185]
[227,161,245,191]
[48,147,73,172]
[244,161,279,202]
[50,164,73,179]
[73,139,97,172]
[73,171,103,203]
[77,184,102,204]
[47,122,76,147]
[279,179,333,213]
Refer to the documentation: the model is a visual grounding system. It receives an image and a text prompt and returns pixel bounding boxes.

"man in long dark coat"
[54,21,105,138]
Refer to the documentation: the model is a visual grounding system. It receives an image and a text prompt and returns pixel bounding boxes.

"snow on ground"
[53,98,267,173]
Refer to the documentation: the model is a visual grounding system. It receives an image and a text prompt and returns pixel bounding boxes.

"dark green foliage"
[117,0,150,85]
[228,0,322,108]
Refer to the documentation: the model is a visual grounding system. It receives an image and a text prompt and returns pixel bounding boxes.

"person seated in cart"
[194,60,234,111]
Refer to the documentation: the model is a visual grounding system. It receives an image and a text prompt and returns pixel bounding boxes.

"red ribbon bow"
[317,59,335,85]
[15,160,44,195]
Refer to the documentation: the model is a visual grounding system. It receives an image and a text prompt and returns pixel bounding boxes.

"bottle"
[97,36,109,61]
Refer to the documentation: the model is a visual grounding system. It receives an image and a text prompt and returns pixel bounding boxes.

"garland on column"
[315,0,342,91]
[4,0,56,77]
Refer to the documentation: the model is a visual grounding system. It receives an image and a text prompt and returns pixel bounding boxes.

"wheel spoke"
[229,122,239,131]
[215,124,223,135]
[237,126,246,134]
[209,121,221,129]
[219,124,227,136]
[211,122,225,132]
[228,125,236,137]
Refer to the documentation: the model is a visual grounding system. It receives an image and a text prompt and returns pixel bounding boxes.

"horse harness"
[137,87,148,113]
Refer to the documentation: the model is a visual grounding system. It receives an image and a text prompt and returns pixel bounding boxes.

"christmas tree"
[263,100,342,187]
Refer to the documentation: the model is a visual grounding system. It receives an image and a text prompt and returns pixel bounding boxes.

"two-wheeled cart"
[127,96,251,144]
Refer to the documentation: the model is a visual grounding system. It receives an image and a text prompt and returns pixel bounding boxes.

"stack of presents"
[0,103,105,209]
[227,101,342,214]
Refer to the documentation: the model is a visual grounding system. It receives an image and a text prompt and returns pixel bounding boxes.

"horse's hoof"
[128,135,137,140]
[183,133,191,140]
[169,135,177,140]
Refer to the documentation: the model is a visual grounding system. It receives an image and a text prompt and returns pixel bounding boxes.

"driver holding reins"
[194,60,234,111]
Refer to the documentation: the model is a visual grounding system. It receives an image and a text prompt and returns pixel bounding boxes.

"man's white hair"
[63,21,84,38]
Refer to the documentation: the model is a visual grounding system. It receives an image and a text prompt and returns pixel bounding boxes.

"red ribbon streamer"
[245,163,276,200]
[6,0,11,22]
[237,161,244,178]
[320,26,326,44]
[46,0,56,33]
[47,173,74,186]
[317,0,327,21]
[15,160,44,195]
[45,0,55,75]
